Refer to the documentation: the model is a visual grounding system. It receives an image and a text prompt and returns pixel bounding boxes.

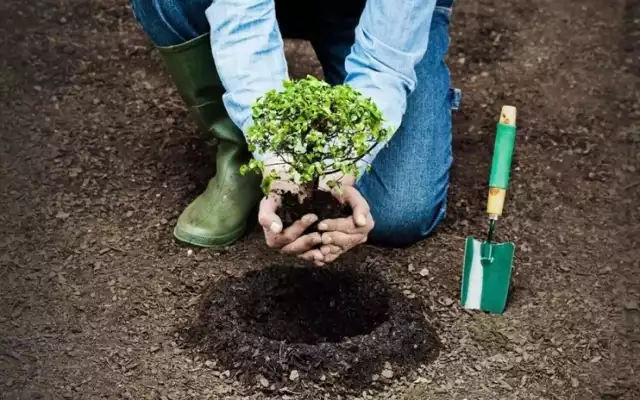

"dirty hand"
[301,175,374,266]
[257,157,324,262]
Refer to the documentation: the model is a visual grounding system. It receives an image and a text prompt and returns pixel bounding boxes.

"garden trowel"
[460,105,517,314]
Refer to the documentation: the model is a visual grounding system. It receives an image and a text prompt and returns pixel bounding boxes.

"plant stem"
[299,177,319,203]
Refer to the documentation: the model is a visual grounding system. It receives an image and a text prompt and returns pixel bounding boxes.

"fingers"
[320,244,342,255]
[258,195,283,235]
[280,214,318,243]
[319,244,342,264]
[318,212,374,234]
[281,232,321,254]
[321,231,365,249]
[322,253,340,263]
[298,249,324,264]
[259,184,373,267]
[339,186,370,227]
[317,187,374,234]
[259,192,318,249]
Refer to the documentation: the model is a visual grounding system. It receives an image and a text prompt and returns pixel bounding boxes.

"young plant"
[240,75,392,201]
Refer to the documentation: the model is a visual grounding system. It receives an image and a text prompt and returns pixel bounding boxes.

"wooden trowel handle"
[487,106,517,218]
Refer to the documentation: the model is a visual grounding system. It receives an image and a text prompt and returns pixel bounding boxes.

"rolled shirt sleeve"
[344,0,437,174]
[205,0,287,162]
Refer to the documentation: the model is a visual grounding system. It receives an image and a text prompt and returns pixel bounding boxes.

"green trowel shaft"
[485,105,517,243]
[488,113,517,191]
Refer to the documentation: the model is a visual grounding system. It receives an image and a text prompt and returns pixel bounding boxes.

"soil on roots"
[182,265,440,393]
[278,189,352,233]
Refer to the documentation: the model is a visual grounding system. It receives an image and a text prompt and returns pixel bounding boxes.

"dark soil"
[278,189,352,233]
[1,0,639,399]
[183,265,438,393]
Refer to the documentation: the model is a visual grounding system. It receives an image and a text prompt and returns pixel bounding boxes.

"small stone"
[68,168,82,177]
[440,297,455,306]
[150,346,160,353]
[160,218,168,225]
[187,249,194,256]
[372,374,379,381]
[407,263,415,272]
[590,356,602,363]
[56,211,70,219]
[289,370,299,381]
[571,377,579,388]
[258,376,269,387]
[381,369,394,379]
[624,300,639,310]
[59,17,67,24]
[481,71,489,77]
[125,211,134,218]
[419,268,429,277]
[204,360,216,368]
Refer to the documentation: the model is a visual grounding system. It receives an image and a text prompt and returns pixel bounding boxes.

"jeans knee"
[130,0,155,24]
[368,194,447,247]
[130,0,165,39]
[130,0,204,46]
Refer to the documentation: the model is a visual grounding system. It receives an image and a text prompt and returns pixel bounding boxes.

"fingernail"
[318,222,327,230]
[303,214,317,224]
[270,222,282,233]
[355,214,366,226]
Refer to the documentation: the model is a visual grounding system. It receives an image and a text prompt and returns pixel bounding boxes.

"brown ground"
[1,0,639,399]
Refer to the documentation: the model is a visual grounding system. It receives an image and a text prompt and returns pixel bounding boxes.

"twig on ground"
[623,180,640,191]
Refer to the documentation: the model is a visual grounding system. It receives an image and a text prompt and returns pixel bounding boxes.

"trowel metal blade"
[461,236,515,314]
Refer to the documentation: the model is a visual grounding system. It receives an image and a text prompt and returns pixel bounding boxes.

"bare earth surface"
[1,0,639,399]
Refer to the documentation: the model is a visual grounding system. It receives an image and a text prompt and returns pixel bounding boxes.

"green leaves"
[242,75,392,194]
[239,158,264,176]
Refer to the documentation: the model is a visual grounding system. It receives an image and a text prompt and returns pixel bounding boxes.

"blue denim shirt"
[205,0,438,172]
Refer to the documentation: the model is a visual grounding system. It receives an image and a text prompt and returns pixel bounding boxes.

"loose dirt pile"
[183,265,439,394]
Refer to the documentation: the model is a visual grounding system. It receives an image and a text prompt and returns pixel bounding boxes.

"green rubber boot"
[157,34,262,247]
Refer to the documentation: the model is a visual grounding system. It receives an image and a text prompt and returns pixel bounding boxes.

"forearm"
[205,0,288,161]
[344,0,437,173]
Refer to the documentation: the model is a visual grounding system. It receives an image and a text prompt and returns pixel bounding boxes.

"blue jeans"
[130,0,460,247]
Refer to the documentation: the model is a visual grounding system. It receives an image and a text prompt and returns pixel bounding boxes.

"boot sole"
[173,221,247,248]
